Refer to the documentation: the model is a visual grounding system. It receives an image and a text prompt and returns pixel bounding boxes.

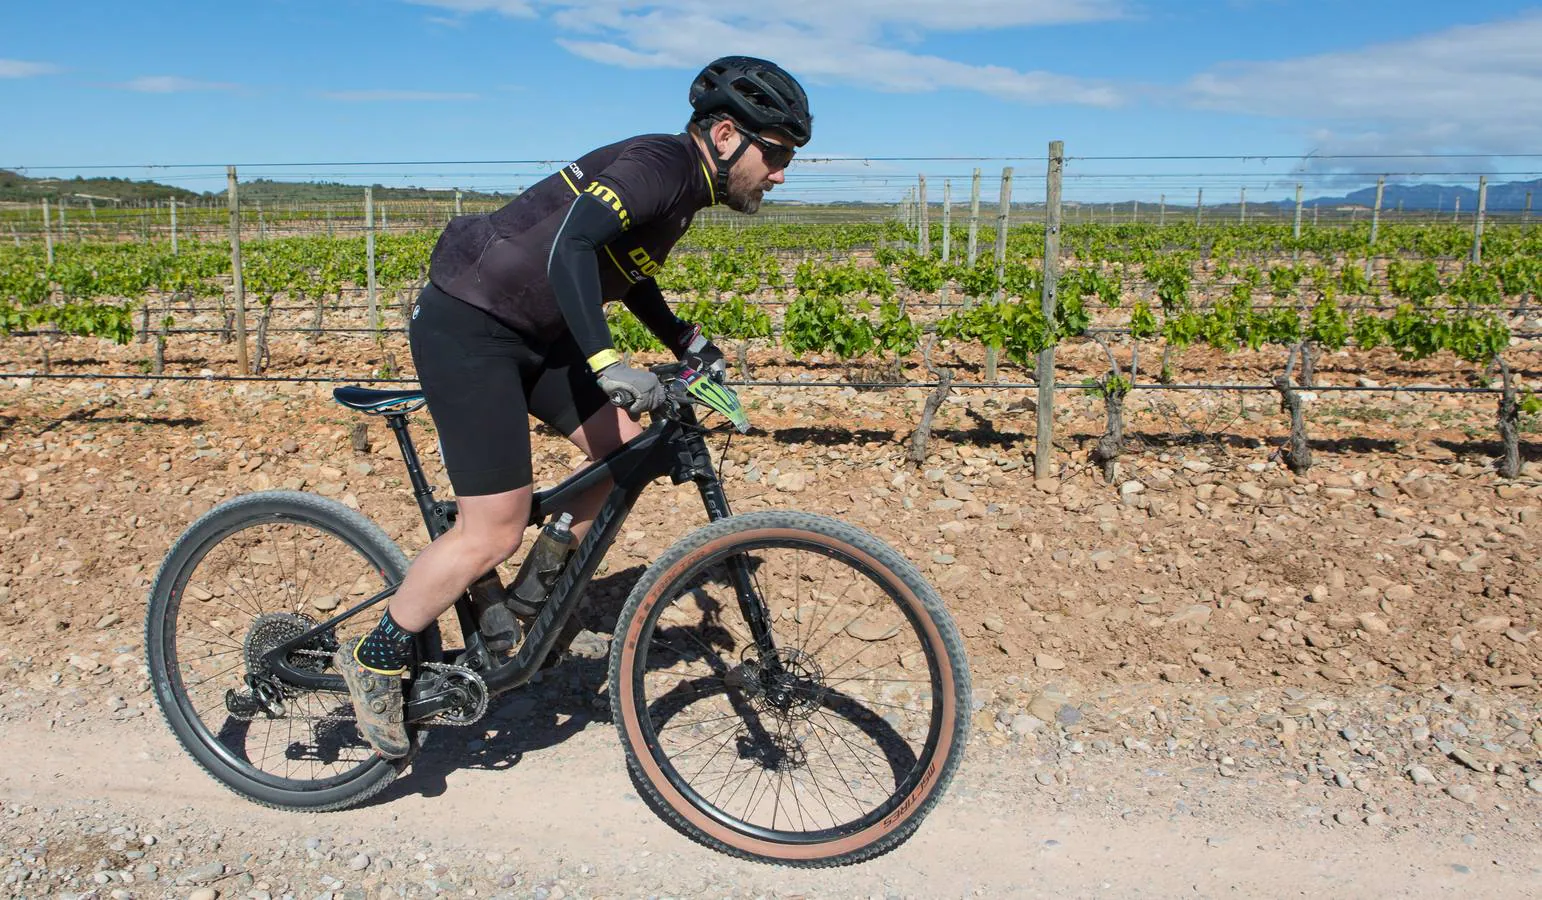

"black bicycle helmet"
[689,56,813,147]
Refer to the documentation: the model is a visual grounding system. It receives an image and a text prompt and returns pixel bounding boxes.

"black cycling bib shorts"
[408,282,611,495]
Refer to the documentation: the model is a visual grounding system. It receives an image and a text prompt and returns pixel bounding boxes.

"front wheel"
[145,490,435,812]
[610,511,970,867]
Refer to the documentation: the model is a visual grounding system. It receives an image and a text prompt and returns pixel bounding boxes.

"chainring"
[418,662,489,726]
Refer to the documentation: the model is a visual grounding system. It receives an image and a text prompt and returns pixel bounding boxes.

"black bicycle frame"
[264,379,778,723]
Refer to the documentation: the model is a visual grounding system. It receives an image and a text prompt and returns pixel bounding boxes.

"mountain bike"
[145,362,971,866]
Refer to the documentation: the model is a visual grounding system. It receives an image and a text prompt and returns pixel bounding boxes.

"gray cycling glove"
[597,361,665,418]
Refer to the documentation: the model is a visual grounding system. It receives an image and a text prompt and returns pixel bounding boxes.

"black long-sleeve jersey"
[427,132,718,363]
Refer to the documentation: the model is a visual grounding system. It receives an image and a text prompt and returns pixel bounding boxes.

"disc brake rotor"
[732,647,827,722]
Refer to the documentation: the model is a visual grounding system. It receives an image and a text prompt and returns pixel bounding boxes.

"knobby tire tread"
[146,490,425,813]
[608,510,971,868]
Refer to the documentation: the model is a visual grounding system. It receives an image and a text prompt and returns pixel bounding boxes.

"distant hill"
[230,178,514,204]
[0,169,202,204]
[0,169,513,205]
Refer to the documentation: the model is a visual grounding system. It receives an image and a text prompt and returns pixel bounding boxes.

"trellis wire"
[0,370,1513,394]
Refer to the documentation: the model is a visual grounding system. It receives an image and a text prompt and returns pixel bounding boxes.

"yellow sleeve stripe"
[559,169,581,195]
[603,245,637,284]
[587,348,622,371]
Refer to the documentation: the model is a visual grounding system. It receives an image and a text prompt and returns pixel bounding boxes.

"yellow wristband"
[587,348,622,372]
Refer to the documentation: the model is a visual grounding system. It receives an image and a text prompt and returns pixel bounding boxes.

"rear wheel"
[610,511,970,867]
[146,490,435,811]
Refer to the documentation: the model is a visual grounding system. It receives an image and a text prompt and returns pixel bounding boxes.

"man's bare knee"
[452,489,532,570]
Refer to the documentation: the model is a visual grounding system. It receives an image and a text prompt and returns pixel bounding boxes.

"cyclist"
[335,57,813,758]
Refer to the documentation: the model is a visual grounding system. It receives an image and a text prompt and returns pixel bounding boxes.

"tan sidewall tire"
[610,511,969,866]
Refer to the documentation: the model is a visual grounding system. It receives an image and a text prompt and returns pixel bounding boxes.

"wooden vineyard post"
[1365,176,1384,279]
[1195,188,1203,226]
[1524,191,1533,226]
[1453,195,1461,223]
[1292,184,1303,262]
[941,180,952,263]
[986,166,1013,381]
[940,180,952,307]
[454,189,463,217]
[1239,187,1247,223]
[1037,141,1064,479]
[967,168,981,289]
[1159,194,1166,226]
[1472,175,1487,265]
[918,175,929,257]
[42,199,54,267]
[366,187,379,343]
[227,166,250,375]
[170,198,179,255]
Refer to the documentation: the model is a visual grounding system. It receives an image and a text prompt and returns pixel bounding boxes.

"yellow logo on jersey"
[627,247,661,278]
[584,182,629,229]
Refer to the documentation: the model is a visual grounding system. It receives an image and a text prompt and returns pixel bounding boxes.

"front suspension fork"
[696,476,780,666]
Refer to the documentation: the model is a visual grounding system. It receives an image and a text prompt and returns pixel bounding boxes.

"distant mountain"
[1292,178,1540,211]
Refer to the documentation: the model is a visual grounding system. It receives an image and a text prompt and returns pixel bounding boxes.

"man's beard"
[724,166,772,214]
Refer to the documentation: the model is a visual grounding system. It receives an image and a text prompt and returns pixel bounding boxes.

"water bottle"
[508,512,575,615]
[468,571,520,653]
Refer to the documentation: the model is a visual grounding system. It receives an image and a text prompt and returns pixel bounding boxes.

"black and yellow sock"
[354,608,415,674]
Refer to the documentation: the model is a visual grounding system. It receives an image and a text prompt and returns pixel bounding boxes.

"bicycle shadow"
[367,555,924,810]
[368,564,646,804]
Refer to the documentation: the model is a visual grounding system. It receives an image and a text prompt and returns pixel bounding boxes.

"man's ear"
[711,118,739,154]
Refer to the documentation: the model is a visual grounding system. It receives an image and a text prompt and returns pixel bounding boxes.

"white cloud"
[0,59,61,78]
[409,1,1128,107]
[319,89,480,101]
[1183,13,1542,156]
[117,75,241,93]
[406,0,537,17]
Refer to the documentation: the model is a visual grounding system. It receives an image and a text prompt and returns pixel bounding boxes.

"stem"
[1088,334,1127,482]
[909,336,954,468]
[1275,342,1311,473]
[1497,356,1520,479]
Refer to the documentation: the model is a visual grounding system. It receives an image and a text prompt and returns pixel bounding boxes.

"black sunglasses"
[734,125,795,170]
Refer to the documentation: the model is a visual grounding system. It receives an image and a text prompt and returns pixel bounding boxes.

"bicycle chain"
[233,651,488,728]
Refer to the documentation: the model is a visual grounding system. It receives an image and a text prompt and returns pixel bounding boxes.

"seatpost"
[384,413,447,535]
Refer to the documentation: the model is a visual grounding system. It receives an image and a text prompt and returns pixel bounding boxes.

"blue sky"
[3,1,1540,203]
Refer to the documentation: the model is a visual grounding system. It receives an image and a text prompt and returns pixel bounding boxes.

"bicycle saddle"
[332,386,427,414]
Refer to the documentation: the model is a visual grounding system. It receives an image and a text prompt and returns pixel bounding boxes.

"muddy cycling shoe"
[334,640,411,759]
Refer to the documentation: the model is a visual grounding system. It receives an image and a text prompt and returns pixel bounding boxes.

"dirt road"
[2,683,1538,899]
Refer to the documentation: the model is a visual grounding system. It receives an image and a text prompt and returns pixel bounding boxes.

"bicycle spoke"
[632,534,953,845]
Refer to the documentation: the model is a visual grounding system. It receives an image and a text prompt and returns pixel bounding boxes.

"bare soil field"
[1,326,1539,897]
